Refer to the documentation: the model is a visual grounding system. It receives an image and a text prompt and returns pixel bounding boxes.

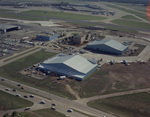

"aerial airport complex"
[0,0,150,117]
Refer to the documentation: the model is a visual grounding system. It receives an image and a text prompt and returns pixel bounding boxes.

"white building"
[86,39,128,55]
[38,54,98,80]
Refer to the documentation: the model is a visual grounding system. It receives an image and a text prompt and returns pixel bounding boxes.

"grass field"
[121,15,141,21]
[105,4,148,21]
[0,13,47,21]
[0,8,13,12]
[88,93,150,117]
[111,19,150,30]
[22,10,106,21]
[19,109,66,117]
[3,47,40,62]
[0,90,33,110]
[68,22,96,27]
[5,108,66,117]
[105,27,138,33]
[0,50,74,99]
[112,3,146,13]
[69,70,110,98]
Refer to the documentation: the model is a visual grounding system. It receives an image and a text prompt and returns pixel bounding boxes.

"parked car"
[21,87,24,89]
[67,109,73,112]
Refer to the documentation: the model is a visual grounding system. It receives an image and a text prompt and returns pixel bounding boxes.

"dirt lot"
[69,59,150,98]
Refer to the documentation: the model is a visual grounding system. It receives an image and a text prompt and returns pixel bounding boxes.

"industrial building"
[86,39,128,55]
[0,24,20,33]
[72,34,91,44]
[36,34,60,41]
[38,54,98,80]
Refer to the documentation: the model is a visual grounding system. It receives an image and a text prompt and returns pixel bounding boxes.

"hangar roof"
[87,39,127,51]
[43,54,97,74]
[0,24,19,30]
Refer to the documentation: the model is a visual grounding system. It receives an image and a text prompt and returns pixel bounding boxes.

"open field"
[105,27,138,33]
[0,50,74,99]
[22,10,107,21]
[0,9,106,21]
[3,47,40,62]
[5,108,66,117]
[0,90,33,110]
[0,13,48,21]
[87,92,150,117]
[68,59,150,98]
[0,8,14,12]
[67,22,96,27]
[19,109,66,117]
[111,19,150,30]
[121,15,141,21]
[105,4,148,21]
[112,3,147,13]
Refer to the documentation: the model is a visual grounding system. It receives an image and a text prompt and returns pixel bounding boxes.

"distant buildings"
[36,34,60,41]
[0,24,20,33]
[86,39,128,55]
[72,34,91,44]
[38,54,98,80]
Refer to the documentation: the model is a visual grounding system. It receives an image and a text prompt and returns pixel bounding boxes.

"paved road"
[0,84,90,117]
[0,47,41,67]
[0,78,116,117]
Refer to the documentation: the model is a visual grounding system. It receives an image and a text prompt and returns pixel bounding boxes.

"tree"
[12,111,17,117]
[3,113,9,117]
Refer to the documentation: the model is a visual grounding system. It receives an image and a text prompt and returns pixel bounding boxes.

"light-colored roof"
[43,54,97,74]
[0,24,19,30]
[39,54,98,79]
[87,39,127,51]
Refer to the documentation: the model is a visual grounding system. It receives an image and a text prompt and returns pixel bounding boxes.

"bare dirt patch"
[69,60,150,98]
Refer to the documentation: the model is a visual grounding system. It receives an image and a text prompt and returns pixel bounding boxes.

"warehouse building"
[0,24,20,33]
[72,34,91,44]
[86,39,128,55]
[36,34,60,41]
[38,54,98,80]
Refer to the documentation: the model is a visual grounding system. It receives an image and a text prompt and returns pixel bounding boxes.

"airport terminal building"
[86,39,128,55]
[38,54,98,80]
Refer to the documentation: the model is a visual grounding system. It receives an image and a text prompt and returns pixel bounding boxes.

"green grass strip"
[22,10,106,21]
[3,47,40,62]
[111,19,150,30]
[0,90,33,110]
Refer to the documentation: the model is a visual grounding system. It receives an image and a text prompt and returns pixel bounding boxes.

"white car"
[29,94,34,98]
[67,109,73,112]
[40,100,45,104]
[25,107,30,110]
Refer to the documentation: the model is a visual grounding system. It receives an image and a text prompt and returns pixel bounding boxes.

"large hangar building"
[86,39,128,55]
[0,24,20,33]
[38,54,98,80]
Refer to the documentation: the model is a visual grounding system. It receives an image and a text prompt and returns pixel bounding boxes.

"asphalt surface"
[0,78,115,117]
